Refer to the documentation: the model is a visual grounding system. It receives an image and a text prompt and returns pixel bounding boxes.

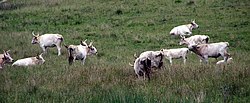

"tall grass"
[0,0,249,102]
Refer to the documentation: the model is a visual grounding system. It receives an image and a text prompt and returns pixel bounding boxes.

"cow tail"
[68,48,74,65]
[142,58,151,81]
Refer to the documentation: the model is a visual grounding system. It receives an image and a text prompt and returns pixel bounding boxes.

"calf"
[65,40,97,65]
[179,35,209,46]
[12,53,45,66]
[188,42,230,63]
[216,57,233,65]
[31,31,64,56]
[161,48,189,65]
[170,20,199,36]
[0,50,14,68]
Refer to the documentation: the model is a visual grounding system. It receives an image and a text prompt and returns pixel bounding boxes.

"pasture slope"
[0,0,249,102]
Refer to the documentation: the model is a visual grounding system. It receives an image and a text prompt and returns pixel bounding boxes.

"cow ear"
[36,55,40,59]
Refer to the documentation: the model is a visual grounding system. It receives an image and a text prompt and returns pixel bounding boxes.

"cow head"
[2,50,14,63]
[179,36,189,45]
[190,19,199,29]
[31,31,40,44]
[87,42,97,55]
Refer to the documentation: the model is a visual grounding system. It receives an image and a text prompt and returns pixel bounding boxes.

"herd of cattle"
[0,20,232,81]
[130,20,232,80]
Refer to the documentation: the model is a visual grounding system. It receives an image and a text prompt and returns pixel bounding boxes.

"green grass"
[0,0,250,102]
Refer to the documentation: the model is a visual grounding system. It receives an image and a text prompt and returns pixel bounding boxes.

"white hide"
[138,51,163,68]
[189,42,230,63]
[170,20,199,36]
[161,48,189,65]
[216,57,233,65]
[31,32,63,56]
[65,41,97,65]
[12,54,45,66]
[179,35,209,46]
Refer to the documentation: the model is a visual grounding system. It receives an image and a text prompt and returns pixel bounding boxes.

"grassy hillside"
[0,0,249,102]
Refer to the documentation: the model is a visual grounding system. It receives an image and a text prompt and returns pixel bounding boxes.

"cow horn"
[89,41,93,47]
[129,63,134,67]
[133,53,138,58]
[32,31,35,36]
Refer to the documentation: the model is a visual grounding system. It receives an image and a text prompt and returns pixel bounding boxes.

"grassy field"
[0,0,249,102]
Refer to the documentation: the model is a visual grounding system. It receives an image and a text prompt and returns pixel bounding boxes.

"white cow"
[161,48,189,65]
[64,40,97,65]
[179,35,209,46]
[31,32,64,56]
[12,53,45,66]
[0,50,14,68]
[132,50,164,80]
[170,20,199,36]
[188,42,230,63]
[137,51,164,69]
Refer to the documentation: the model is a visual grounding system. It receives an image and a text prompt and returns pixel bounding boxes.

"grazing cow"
[179,35,209,46]
[12,53,45,66]
[0,50,14,68]
[132,51,164,80]
[170,20,199,36]
[31,31,64,56]
[188,42,230,63]
[64,40,97,65]
[161,48,189,65]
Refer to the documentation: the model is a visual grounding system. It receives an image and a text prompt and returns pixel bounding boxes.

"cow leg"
[81,57,86,65]
[183,56,187,65]
[169,58,173,65]
[204,56,209,64]
[40,45,47,54]
[56,45,61,56]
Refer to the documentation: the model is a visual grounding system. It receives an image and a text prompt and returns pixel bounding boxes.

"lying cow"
[31,31,64,56]
[179,35,209,46]
[132,51,164,80]
[0,50,14,68]
[12,53,45,66]
[161,48,189,65]
[170,20,199,36]
[64,40,97,65]
[188,42,230,63]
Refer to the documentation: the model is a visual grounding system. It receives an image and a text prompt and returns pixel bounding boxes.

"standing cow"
[31,32,64,56]
[64,40,98,65]
[188,42,230,63]
[132,50,164,81]
[161,48,189,65]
